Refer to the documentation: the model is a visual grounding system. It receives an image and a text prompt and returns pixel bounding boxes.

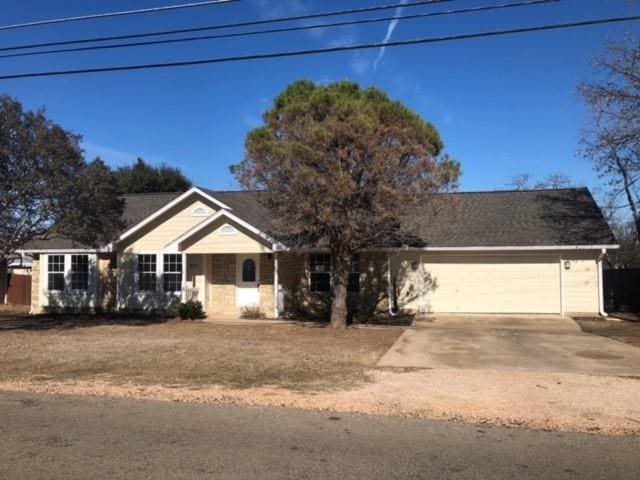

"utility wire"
[1,15,637,81]
[0,0,239,32]
[0,0,457,52]
[0,0,561,60]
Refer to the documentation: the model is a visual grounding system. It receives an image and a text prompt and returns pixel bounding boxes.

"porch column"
[273,251,279,318]
[181,252,187,303]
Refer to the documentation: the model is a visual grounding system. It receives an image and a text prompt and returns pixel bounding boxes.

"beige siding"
[123,198,215,252]
[182,219,271,254]
[562,252,599,314]
[392,252,562,314]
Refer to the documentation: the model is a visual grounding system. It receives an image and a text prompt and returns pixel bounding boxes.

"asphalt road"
[1,391,639,479]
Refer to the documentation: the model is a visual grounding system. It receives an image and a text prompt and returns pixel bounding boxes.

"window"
[309,254,331,293]
[137,254,157,291]
[348,254,360,294]
[163,254,182,292]
[70,255,89,291]
[48,255,65,291]
[242,258,256,282]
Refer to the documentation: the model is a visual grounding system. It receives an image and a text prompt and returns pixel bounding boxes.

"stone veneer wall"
[209,254,237,313]
[277,251,389,321]
[98,253,117,312]
[259,254,275,317]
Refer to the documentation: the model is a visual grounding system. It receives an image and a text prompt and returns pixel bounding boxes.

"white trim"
[115,187,232,244]
[597,248,607,317]
[379,245,620,252]
[181,252,187,302]
[558,254,564,316]
[20,249,98,254]
[273,252,279,318]
[165,208,283,251]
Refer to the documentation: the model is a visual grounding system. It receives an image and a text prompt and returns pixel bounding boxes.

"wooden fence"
[6,273,31,306]
[604,269,640,313]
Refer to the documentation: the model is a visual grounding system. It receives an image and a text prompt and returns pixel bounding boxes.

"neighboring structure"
[7,254,32,275]
[21,187,618,318]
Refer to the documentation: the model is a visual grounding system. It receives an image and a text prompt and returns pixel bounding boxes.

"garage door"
[398,255,561,314]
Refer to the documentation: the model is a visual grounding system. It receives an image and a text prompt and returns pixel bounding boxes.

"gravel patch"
[3,368,640,436]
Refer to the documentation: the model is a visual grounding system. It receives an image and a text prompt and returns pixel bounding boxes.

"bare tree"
[579,35,640,244]
[0,94,123,301]
[507,172,573,190]
[507,173,532,190]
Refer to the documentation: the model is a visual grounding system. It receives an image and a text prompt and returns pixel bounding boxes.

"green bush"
[176,300,205,320]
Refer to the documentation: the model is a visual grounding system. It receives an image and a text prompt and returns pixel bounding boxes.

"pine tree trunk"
[329,251,350,329]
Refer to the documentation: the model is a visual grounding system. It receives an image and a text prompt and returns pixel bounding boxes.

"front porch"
[183,253,277,319]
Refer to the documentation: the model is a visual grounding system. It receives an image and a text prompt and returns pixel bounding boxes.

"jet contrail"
[373,0,409,72]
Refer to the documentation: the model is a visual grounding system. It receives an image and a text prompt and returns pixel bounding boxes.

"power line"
[0,0,239,32]
[0,0,561,60]
[0,0,457,52]
[1,15,638,81]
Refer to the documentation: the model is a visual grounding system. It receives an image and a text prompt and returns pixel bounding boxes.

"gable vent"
[219,224,238,235]
[192,207,209,217]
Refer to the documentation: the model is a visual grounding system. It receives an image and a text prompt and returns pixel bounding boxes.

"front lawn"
[0,308,401,390]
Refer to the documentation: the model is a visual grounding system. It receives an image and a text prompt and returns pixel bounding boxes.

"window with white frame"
[309,253,331,293]
[348,254,360,294]
[70,254,89,291]
[137,254,157,291]
[48,255,65,291]
[163,254,182,292]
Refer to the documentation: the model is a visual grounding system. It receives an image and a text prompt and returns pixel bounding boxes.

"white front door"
[236,254,260,308]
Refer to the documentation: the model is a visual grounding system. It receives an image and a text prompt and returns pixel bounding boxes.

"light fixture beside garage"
[564,260,571,270]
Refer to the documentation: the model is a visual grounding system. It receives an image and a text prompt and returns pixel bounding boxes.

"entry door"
[236,254,260,308]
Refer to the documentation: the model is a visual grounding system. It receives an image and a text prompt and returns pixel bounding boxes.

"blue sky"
[1,0,638,192]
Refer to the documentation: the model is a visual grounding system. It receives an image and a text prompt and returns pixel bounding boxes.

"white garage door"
[398,255,561,314]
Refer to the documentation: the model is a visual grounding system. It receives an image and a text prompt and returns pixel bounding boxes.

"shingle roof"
[22,187,617,251]
[405,188,617,247]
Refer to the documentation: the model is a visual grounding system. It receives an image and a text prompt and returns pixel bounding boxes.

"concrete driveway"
[377,315,640,376]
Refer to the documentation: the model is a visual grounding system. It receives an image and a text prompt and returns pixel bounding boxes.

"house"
[21,186,618,318]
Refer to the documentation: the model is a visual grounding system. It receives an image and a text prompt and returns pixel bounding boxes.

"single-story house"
[21,186,618,318]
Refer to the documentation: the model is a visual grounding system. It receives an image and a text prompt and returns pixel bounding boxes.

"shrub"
[176,300,205,320]
[240,306,266,319]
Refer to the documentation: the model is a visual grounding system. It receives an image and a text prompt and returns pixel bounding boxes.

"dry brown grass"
[575,317,640,348]
[0,309,401,390]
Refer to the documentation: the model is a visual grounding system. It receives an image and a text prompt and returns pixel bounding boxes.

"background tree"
[579,34,640,248]
[115,157,192,194]
[507,172,573,190]
[0,94,123,299]
[231,80,460,328]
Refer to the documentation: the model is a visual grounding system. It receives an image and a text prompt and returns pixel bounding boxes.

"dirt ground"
[0,308,400,390]
[575,317,640,348]
[2,306,640,436]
